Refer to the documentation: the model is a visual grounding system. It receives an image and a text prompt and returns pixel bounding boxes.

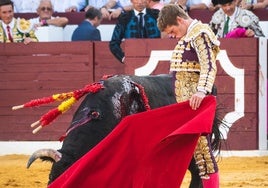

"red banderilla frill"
[12,82,104,134]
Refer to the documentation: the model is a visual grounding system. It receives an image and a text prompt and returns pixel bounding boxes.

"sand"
[0,155,268,188]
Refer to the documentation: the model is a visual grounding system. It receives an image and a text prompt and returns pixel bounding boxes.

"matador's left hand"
[23,37,33,45]
[189,91,206,110]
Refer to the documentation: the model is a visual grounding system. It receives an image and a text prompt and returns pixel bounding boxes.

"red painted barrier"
[0,38,266,150]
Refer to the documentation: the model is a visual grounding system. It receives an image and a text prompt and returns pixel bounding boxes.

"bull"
[26,74,221,188]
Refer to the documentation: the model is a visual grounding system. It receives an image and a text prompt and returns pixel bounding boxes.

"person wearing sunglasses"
[29,0,69,28]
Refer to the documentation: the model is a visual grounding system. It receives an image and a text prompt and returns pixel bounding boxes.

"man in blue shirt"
[71,7,102,41]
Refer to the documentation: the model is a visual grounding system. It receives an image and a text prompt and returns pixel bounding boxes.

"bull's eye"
[89,110,101,120]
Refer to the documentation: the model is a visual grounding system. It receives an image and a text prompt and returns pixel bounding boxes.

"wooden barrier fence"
[0,38,266,150]
[125,38,260,150]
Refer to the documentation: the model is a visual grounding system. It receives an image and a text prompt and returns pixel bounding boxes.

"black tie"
[138,12,144,38]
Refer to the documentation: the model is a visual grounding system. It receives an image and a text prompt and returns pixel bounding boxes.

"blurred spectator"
[236,0,256,9]
[209,0,221,11]
[12,0,40,13]
[51,0,86,12]
[102,0,131,20]
[85,0,132,20]
[116,0,133,12]
[147,0,165,38]
[170,0,219,11]
[83,0,109,10]
[75,0,88,12]
[71,7,102,41]
[12,0,86,13]
[164,0,179,4]
[147,0,165,10]
[0,0,38,44]
[116,0,133,11]
[109,0,161,63]
[209,0,265,37]
[29,0,68,28]
[238,0,268,10]
[174,0,212,11]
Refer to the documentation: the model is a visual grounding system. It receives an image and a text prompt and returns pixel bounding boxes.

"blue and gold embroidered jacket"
[109,8,161,63]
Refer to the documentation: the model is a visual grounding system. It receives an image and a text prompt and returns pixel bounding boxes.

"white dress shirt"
[12,0,40,13]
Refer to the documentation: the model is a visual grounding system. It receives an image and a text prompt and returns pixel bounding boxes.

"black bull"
[27,74,221,188]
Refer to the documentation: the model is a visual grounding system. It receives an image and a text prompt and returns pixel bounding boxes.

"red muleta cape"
[48,96,216,188]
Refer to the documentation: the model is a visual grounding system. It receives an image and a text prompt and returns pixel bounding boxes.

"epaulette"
[146,8,160,19]
[117,11,132,26]
[17,18,32,33]
[185,21,220,46]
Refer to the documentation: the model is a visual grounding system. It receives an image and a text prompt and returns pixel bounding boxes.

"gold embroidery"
[185,21,220,46]
[170,61,200,71]
[18,18,31,32]
[194,136,216,179]
[170,21,219,93]
[175,72,199,102]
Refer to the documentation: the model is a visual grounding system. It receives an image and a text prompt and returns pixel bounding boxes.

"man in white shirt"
[12,0,85,13]
[29,0,68,27]
[12,0,40,13]
[98,0,132,20]
[51,0,86,12]
[169,0,212,11]
[84,0,110,9]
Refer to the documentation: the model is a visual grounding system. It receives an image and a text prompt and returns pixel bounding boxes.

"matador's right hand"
[189,91,206,110]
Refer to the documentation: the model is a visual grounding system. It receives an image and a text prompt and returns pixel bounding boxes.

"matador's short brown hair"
[157,4,189,32]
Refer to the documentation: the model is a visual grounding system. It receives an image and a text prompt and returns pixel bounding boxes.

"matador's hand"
[189,91,206,110]
[23,37,33,45]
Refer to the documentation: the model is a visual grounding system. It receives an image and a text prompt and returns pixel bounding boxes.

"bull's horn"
[27,149,62,168]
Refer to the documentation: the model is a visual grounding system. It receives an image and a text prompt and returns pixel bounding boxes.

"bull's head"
[27,75,175,184]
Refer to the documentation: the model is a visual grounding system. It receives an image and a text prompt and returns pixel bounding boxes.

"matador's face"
[0,4,14,25]
[163,16,188,39]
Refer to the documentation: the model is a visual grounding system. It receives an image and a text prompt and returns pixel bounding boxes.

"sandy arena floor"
[0,155,268,188]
